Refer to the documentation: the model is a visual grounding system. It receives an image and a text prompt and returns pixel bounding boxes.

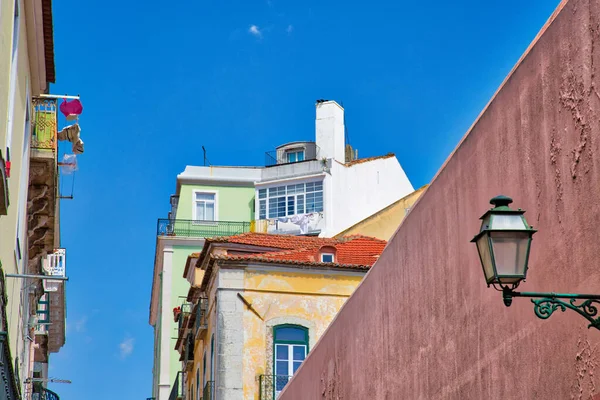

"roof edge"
[41,0,55,84]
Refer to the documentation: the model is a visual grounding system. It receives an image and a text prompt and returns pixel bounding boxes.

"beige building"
[0,1,78,399]
[171,233,387,400]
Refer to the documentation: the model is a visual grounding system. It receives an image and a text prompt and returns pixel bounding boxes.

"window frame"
[272,324,309,397]
[286,149,305,163]
[257,180,323,220]
[192,190,218,224]
[320,253,335,263]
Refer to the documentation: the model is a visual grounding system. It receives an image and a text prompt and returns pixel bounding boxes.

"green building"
[149,166,261,400]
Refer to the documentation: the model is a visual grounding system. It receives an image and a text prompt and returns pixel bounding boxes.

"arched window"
[273,325,308,396]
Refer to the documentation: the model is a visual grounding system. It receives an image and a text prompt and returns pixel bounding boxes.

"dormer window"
[319,246,337,263]
[287,150,305,163]
[321,253,335,263]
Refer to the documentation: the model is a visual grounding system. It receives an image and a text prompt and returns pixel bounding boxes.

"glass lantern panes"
[472,197,536,287]
[476,234,495,283]
[490,231,530,282]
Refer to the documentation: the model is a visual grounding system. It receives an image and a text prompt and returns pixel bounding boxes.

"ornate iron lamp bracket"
[502,289,600,330]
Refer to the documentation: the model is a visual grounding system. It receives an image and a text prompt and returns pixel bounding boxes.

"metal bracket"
[502,289,600,330]
[5,274,68,281]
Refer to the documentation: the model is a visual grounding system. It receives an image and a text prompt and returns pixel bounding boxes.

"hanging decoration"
[59,98,83,120]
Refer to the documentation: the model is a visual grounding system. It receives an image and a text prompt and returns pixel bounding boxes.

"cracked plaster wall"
[279,0,600,399]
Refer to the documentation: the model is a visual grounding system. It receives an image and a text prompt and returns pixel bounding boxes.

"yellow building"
[172,232,387,400]
[0,1,83,398]
[335,185,428,240]
[0,0,60,398]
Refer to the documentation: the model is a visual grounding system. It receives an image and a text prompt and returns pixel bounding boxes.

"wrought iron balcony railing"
[157,219,251,238]
[259,375,295,399]
[168,371,184,400]
[264,143,321,167]
[175,303,193,351]
[202,381,214,400]
[32,98,58,151]
[39,388,60,400]
[0,332,20,399]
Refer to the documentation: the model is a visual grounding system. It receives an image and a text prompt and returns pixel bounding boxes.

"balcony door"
[273,325,308,397]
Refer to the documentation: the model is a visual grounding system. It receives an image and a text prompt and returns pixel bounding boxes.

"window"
[194,192,216,222]
[258,181,323,219]
[286,150,305,163]
[321,253,334,263]
[202,352,206,398]
[210,335,215,386]
[273,325,308,397]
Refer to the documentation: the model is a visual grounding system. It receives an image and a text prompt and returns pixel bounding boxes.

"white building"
[177,100,414,238]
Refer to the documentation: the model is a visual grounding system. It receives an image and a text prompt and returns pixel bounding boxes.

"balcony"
[33,387,60,400]
[39,249,67,354]
[194,298,208,338]
[168,371,184,400]
[157,219,251,238]
[29,98,59,281]
[175,303,192,351]
[183,333,194,372]
[254,213,325,236]
[0,332,20,400]
[259,375,293,399]
[265,142,320,167]
[34,293,50,363]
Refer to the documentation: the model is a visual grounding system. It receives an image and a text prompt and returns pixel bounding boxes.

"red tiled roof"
[341,153,395,167]
[201,232,387,269]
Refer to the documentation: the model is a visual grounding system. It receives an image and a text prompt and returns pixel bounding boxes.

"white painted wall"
[315,101,345,163]
[158,247,173,400]
[323,156,414,237]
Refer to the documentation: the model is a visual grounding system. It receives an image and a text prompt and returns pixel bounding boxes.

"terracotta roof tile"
[341,153,395,167]
[203,232,386,268]
[42,0,55,83]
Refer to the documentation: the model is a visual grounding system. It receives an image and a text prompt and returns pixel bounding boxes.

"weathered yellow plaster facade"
[241,269,363,400]
[183,263,365,400]
[334,185,428,240]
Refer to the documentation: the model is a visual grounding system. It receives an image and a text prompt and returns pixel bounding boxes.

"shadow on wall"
[279,0,600,399]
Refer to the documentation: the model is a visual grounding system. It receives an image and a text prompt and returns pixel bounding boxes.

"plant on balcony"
[173,306,181,322]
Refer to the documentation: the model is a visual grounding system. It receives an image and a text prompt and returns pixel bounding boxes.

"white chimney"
[315,100,345,163]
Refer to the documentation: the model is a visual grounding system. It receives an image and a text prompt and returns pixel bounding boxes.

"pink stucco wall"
[280,0,600,398]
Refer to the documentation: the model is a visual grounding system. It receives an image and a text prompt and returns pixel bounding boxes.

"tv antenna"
[202,146,211,166]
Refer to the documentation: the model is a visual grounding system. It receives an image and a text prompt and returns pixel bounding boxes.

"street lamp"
[472,195,600,330]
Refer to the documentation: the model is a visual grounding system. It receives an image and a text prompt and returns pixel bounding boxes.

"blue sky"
[48,0,560,398]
